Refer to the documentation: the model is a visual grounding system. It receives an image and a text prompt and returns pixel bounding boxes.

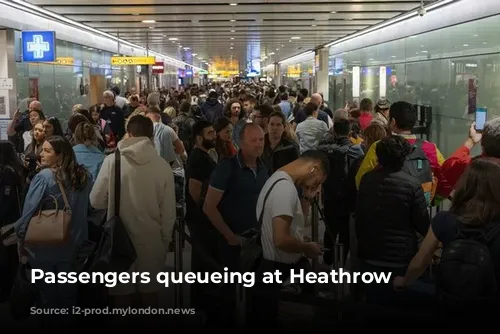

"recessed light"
[291,36,301,39]
[230,47,233,49]
[281,45,285,47]
[230,29,236,32]
[289,40,292,42]
[483,42,488,45]
[231,43,234,45]
[148,26,154,29]
[229,2,238,5]
[473,34,479,37]
[141,20,155,23]
[231,37,235,40]
[331,11,337,13]
[184,47,190,50]
[369,58,374,61]
[230,19,236,22]
[463,44,469,47]
[276,48,279,51]
[312,24,317,27]
[391,56,396,58]
[169,37,178,41]
[179,45,183,48]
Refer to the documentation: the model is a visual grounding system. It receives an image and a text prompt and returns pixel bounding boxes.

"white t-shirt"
[257,171,304,264]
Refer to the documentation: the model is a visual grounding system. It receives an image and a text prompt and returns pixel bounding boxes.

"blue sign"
[21,31,56,62]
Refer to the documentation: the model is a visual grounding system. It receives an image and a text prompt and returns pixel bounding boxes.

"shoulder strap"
[114,148,121,217]
[56,181,70,208]
[344,144,354,175]
[257,178,288,230]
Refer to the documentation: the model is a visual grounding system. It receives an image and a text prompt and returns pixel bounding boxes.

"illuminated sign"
[53,57,74,65]
[21,31,56,62]
[199,69,208,75]
[111,56,156,65]
[152,62,164,74]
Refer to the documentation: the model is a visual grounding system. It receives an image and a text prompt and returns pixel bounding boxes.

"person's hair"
[129,94,139,103]
[451,157,500,225]
[89,104,100,116]
[255,103,273,118]
[193,120,213,140]
[269,111,286,126]
[375,135,412,170]
[179,101,191,114]
[214,116,231,134]
[146,106,161,115]
[224,99,243,118]
[299,150,330,175]
[304,102,317,117]
[29,109,45,121]
[280,93,289,101]
[0,140,24,186]
[73,121,97,147]
[68,113,90,134]
[45,136,89,191]
[389,101,417,131]
[334,108,348,120]
[299,88,308,98]
[147,92,160,107]
[163,106,177,118]
[482,117,500,158]
[242,94,256,104]
[360,98,372,111]
[333,118,351,137]
[349,108,361,119]
[45,117,64,137]
[103,90,115,100]
[111,86,120,96]
[349,117,361,139]
[363,123,388,150]
[126,115,154,138]
[75,109,94,125]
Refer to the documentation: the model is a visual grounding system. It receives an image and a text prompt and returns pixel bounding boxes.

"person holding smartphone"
[441,111,500,194]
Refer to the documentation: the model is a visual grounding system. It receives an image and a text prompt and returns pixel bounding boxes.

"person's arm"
[202,160,238,245]
[273,215,309,253]
[355,141,378,189]
[14,173,48,240]
[89,155,111,210]
[397,225,439,288]
[160,164,177,250]
[188,158,211,203]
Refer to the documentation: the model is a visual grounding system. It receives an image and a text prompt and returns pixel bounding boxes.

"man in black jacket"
[100,90,125,141]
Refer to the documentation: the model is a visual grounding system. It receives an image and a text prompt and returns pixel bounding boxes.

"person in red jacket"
[441,118,500,196]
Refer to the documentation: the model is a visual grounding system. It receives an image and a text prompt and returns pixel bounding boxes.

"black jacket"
[356,168,430,265]
[262,135,299,175]
[100,105,125,140]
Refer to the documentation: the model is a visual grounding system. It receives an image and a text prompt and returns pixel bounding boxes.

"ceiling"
[25,0,439,71]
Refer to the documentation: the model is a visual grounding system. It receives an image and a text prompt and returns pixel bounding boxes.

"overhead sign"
[0,78,13,90]
[199,69,208,75]
[52,57,74,65]
[21,31,56,62]
[111,56,156,65]
[152,62,164,74]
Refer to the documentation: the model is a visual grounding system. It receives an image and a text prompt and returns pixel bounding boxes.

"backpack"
[320,140,359,202]
[401,139,437,206]
[436,219,500,303]
[174,114,197,153]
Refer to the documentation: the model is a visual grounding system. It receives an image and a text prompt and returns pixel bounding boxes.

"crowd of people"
[1,81,500,328]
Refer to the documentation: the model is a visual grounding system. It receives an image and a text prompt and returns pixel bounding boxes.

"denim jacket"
[15,168,92,262]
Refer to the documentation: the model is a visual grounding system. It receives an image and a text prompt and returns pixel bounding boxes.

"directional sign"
[21,31,56,62]
[0,78,13,90]
[111,56,156,65]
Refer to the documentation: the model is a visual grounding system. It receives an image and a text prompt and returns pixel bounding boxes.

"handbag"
[24,181,71,245]
[239,178,287,273]
[85,148,137,275]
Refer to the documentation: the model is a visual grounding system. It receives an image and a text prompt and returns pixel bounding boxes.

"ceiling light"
[473,34,479,37]
[183,47,190,50]
[192,53,198,56]
[162,34,167,37]
[231,37,235,40]
[229,2,238,5]
[312,24,317,27]
[289,40,292,42]
[463,44,469,46]
[281,45,285,47]
[230,47,233,49]
[179,45,182,48]
[276,48,279,51]
[230,19,236,22]
[148,26,154,29]
[269,52,275,55]
[231,43,234,45]
[331,11,337,13]
[369,58,374,61]
[230,29,236,32]
[291,36,301,40]
[169,38,178,41]
[483,42,488,45]
[141,20,155,23]
[391,56,396,58]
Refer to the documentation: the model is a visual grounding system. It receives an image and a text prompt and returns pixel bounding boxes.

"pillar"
[0,29,18,123]
[273,63,281,87]
[314,47,330,101]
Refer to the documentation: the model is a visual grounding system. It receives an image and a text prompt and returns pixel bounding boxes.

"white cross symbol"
[26,35,50,59]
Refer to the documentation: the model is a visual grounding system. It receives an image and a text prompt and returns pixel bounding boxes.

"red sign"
[152,62,164,74]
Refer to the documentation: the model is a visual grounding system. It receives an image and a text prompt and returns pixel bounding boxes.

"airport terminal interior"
[1,0,500,329]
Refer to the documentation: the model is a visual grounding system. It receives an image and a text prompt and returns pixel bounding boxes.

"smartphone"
[475,107,487,132]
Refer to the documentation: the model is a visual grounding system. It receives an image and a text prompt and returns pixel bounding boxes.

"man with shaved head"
[294,93,332,128]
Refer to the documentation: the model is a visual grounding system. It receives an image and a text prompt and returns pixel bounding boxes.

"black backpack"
[401,138,435,206]
[436,220,500,303]
[320,142,355,201]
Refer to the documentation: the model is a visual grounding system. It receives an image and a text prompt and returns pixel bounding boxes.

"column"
[314,47,329,100]
[0,29,18,123]
[273,63,281,87]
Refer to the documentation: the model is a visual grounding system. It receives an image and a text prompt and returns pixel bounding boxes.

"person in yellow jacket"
[355,102,449,198]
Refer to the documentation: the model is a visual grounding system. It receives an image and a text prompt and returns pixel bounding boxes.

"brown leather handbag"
[24,182,71,245]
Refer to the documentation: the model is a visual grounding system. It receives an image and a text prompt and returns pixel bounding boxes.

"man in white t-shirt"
[251,150,329,328]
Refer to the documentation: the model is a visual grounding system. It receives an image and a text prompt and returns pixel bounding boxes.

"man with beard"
[184,120,218,314]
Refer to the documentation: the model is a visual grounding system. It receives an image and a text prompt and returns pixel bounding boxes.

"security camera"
[418,0,426,16]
